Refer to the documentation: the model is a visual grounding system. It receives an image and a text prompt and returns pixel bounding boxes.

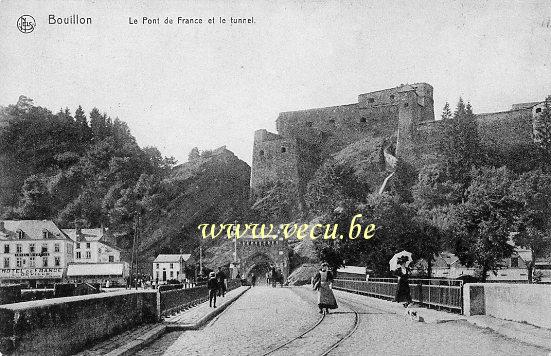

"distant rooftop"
[0,220,70,241]
[154,254,193,263]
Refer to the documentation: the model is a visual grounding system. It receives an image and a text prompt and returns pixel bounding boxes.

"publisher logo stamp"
[17,15,35,33]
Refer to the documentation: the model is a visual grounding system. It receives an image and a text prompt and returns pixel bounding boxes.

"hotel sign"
[0,268,64,279]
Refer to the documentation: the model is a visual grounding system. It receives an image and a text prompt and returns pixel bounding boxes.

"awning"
[67,263,125,277]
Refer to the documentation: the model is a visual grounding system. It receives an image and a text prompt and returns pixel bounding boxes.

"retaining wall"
[463,283,551,329]
[0,290,157,356]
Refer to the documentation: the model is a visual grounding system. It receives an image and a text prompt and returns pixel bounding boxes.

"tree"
[412,163,463,210]
[17,175,52,219]
[438,99,481,185]
[441,102,452,121]
[188,147,200,161]
[510,169,551,282]
[447,167,519,281]
[74,105,92,143]
[533,96,551,171]
[305,158,370,216]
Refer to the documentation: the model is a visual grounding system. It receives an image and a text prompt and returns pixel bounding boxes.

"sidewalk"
[333,288,551,351]
[76,286,249,356]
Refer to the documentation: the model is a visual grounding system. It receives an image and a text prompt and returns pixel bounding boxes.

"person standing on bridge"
[208,271,218,308]
[393,256,412,308]
[216,267,227,297]
[312,262,338,314]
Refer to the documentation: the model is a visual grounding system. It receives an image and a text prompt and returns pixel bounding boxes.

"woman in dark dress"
[394,257,412,307]
[312,262,338,314]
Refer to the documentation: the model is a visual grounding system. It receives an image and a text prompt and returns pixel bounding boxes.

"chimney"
[74,220,82,238]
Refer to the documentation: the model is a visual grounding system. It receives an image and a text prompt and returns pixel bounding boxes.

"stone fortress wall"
[250,82,546,195]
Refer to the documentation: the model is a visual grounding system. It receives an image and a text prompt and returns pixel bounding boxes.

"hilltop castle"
[250,83,547,196]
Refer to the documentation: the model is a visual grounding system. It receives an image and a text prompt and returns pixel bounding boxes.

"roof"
[153,254,192,263]
[0,220,71,241]
[337,266,368,275]
[67,263,126,277]
[62,228,121,251]
[62,228,105,242]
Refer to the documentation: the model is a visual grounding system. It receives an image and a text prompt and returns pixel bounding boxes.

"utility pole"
[199,244,203,276]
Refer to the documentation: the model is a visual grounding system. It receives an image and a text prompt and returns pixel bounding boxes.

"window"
[42,257,48,267]
[17,230,24,239]
[54,243,60,253]
[54,257,60,267]
[76,243,80,249]
[86,251,91,259]
[41,244,48,253]
[86,243,90,249]
[536,108,542,113]
[281,147,286,153]
[76,251,81,259]
[306,121,313,127]
[109,255,114,262]
[29,257,35,267]
[42,230,49,239]
[4,244,9,253]
[156,263,159,269]
[360,117,367,123]
[3,257,9,268]
[511,257,519,268]
[16,244,22,253]
[170,263,174,269]
[16,257,23,267]
[156,271,159,279]
[29,244,35,253]
[170,271,174,278]
[368,98,375,103]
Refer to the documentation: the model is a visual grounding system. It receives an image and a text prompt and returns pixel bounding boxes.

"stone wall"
[475,108,534,152]
[463,283,551,329]
[0,290,157,355]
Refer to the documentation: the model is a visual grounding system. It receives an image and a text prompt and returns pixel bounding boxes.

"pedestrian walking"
[216,267,227,297]
[389,251,413,308]
[251,274,257,287]
[312,262,338,314]
[208,272,218,308]
[270,266,277,288]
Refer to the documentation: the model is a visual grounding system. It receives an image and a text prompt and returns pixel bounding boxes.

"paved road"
[138,286,549,355]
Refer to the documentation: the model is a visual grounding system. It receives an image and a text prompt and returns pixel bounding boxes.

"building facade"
[0,220,74,287]
[153,254,195,283]
[62,227,121,263]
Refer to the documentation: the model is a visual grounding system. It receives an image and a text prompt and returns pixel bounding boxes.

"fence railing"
[333,278,463,313]
[159,279,242,317]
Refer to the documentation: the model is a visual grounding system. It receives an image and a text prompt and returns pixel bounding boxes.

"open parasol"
[389,250,413,271]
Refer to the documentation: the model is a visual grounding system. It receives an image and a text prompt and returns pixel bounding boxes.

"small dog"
[406,305,424,322]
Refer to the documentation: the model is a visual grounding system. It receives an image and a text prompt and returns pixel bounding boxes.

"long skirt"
[318,282,338,309]
[394,276,412,303]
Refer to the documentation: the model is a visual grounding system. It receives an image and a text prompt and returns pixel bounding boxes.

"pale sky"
[1,0,550,165]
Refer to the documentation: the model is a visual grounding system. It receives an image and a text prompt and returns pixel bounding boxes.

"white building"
[62,227,127,285]
[62,227,121,263]
[153,254,195,283]
[0,220,74,287]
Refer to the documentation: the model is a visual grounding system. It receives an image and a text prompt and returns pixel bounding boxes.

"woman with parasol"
[390,251,413,307]
[312,262,338,314]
